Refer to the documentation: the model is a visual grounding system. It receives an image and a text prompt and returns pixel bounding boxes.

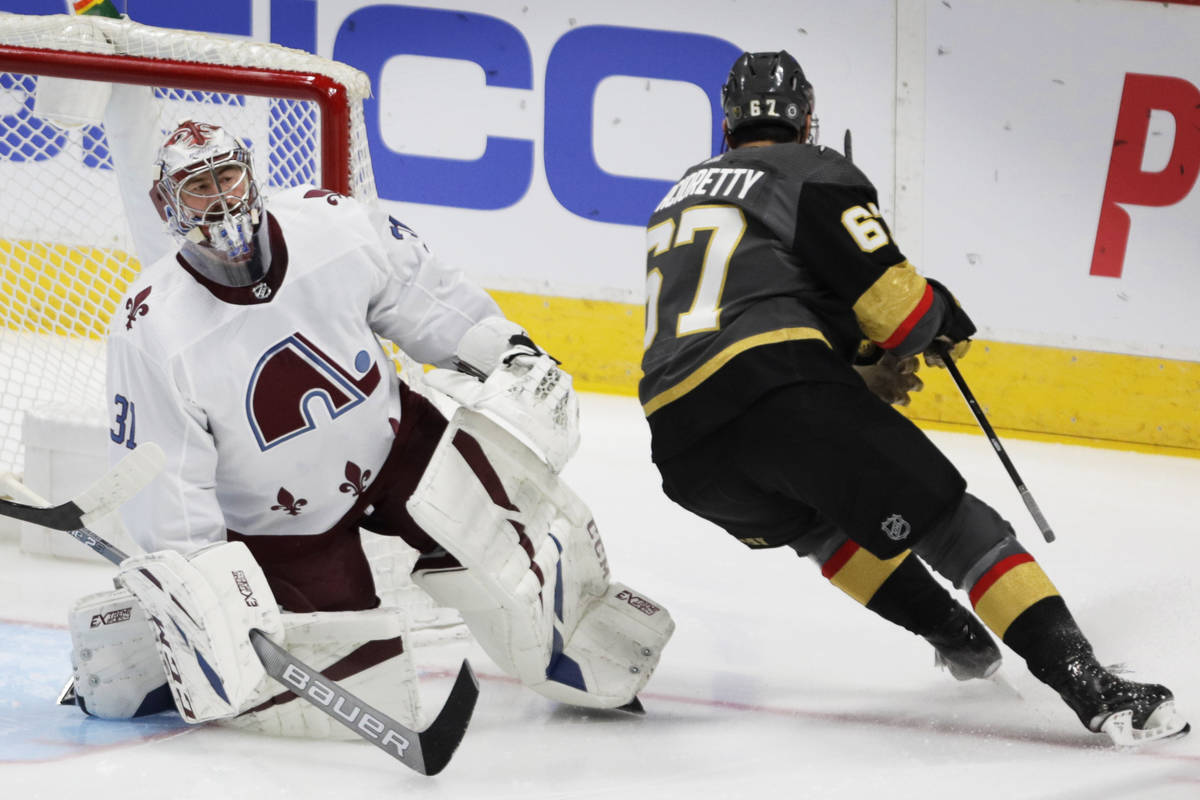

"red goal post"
[0,46,360,194]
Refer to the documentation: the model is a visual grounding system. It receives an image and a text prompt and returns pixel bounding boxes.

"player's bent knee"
[912,492,1018,588]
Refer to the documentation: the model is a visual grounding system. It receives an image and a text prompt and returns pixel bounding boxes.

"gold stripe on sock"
[827,544,910,606]
[972,558,1060,639]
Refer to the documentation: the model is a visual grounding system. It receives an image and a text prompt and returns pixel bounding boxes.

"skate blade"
[1100,701,1191,748]
[986,669,1023,700]
[57,677,77,706]
[933,652,1004,683]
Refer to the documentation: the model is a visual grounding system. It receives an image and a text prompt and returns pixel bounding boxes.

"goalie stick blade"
[0,443,164,531]
[248,630,478,775]
[415,660,480,776]
[78,443,165,528]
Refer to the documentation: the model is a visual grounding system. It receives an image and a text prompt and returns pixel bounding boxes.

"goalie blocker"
[407,406,674,708]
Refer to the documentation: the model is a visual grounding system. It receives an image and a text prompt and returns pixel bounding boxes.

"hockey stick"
[0,442,165,531]
[6,461,479,775]
[932,341,1056,543]
[249,633,478,775]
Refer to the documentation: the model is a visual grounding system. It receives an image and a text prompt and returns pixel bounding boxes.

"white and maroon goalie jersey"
[106,187,501,554]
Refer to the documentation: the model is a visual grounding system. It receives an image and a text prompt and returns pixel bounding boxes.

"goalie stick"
[932,341,1056,543]
[0,442,165,532]
[1,451,479,776]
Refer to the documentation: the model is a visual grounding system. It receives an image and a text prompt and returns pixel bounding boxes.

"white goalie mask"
[150,121,268,287]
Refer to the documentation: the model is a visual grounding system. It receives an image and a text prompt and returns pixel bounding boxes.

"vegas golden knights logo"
[881,513,911,542]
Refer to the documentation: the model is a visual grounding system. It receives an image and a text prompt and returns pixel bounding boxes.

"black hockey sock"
[821,541,960,636]
[999,595,1094,682]
[865,553,964,636]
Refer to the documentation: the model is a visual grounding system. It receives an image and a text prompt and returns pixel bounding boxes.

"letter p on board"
[1091,73,1200,278]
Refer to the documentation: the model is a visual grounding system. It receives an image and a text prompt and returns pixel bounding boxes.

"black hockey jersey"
[639,142,943,460]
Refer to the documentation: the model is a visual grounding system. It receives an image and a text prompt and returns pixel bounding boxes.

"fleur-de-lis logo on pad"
[125,286,151,330]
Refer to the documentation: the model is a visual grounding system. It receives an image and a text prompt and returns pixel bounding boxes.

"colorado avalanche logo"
[246,332,381,451]
[165,120,221,147]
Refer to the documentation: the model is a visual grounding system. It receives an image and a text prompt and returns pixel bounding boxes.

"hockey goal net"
[0,12,457,636]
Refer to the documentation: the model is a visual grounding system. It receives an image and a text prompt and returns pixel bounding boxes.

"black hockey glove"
[924,278,976,367]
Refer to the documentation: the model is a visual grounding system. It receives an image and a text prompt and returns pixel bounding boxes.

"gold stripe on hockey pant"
[820,541,910,606]
[641,326,829,416]
[968,553,1060,639]
[851,260,929,345]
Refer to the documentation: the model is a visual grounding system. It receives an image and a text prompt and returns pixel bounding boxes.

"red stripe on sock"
[821,540,860,579]
[969,552,1034,606]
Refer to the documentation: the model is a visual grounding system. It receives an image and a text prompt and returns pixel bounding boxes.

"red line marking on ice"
[419,667,1200,764]
[4,728,194,765]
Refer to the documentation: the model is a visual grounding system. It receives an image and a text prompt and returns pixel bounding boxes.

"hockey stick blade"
[0,442,164,531]
[249,630,478,775]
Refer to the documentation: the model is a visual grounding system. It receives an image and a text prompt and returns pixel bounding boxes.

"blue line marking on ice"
[0,621,190,762]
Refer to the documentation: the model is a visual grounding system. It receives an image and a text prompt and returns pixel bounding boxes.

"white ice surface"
[2,392,1198,798]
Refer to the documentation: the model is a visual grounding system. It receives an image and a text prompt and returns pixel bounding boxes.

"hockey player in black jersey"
[639,50,1188,746]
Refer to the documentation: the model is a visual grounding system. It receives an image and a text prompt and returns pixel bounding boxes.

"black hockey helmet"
[721,50,814,140]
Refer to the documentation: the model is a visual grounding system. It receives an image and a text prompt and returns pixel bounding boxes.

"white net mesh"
[0,13,455,628]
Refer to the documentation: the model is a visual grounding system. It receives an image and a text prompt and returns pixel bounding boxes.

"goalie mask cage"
[0,13,453,631]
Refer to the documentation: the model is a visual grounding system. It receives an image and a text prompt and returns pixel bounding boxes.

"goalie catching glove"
[426,316,580,473]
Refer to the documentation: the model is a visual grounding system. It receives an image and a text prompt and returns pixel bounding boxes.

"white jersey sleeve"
[106,312,227,554]
[362,204,502,368]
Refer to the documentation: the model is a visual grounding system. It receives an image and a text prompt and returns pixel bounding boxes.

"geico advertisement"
[3,0,895,297]
[3,0,1198,361]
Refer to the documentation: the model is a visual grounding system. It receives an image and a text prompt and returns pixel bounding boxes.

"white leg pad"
[118,541,284,723]
[221,607,421,739]
[531,581,675,708]
[68,576,421,737]
[68,587,173,719]
[407,408,674,708]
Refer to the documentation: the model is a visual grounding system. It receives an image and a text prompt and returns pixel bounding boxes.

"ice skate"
[926,605,1002,681]
[1047,655,1190,746]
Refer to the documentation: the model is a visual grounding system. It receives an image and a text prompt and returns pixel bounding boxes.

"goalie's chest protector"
[146,194,402,536]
